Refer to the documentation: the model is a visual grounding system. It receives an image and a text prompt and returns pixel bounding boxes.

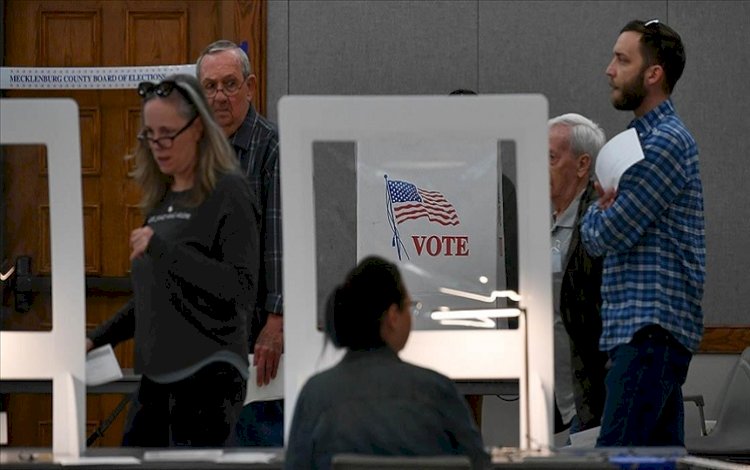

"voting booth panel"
[0,99,86,457]
[279,95,553,450]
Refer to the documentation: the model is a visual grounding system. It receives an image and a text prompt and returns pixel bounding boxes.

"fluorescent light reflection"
[439,318,496,328]
[430,308,522,320]
[439,287,521,303]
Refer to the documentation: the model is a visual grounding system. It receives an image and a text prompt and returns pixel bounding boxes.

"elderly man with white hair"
[548,113,608,435]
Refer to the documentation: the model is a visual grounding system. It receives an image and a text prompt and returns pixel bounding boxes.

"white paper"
[57,456,141,466]
[63,372,84,456]
[569,425,600,447]
[595,128,645,191]
[85,344,123,386]
[143,450,223,462]
[244,354,284,404]
[0,411,7,445]
[217,452,277,463]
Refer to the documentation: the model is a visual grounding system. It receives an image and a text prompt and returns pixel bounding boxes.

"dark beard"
[612,69,647,111]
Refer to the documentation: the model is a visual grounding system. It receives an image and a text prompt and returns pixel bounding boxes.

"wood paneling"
[38,204,101,274]
[223,0,267,115]
[126,10,188,65]
[79,108,102,175]
[3,0,268,448]
[40,107,101,176]
[39,10,101,66]
[7,393,132,447]
[699,327,750,354]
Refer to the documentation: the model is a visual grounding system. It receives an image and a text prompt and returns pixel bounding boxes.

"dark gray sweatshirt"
[89,172,259,380]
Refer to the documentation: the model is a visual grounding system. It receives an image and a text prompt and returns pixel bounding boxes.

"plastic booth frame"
[0,99,86,457]
[279,95,553,450]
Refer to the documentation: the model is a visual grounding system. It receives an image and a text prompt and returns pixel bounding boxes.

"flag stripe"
[387,179,460,226]
[395,208,459,223]
[397,211,460,226]
[394,207,458,222]
[393,202,457,217]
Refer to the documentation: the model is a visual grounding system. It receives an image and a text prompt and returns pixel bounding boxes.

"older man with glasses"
[197,40,284,447]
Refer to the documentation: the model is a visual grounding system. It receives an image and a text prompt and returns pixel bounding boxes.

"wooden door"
[1,0,266,447]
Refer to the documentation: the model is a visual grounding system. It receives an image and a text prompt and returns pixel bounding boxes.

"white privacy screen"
[280,95,552,449]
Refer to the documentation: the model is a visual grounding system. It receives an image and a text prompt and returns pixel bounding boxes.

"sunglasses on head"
[643,19,664,37]
[137,80,188,100]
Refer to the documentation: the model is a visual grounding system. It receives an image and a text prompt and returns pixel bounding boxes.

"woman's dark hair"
[325,256,407,350]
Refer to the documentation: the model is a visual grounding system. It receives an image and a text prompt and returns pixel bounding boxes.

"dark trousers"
[122,361,247,447]
[234,399,284,447]
[596,325,692,447]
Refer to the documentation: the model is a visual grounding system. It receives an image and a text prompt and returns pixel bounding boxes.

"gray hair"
[131,73,238,213]
[196,40,252,80]
[548,113,606,176]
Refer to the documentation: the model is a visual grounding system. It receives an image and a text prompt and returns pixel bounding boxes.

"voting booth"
[0,99,86,457]
[280,95,554,450]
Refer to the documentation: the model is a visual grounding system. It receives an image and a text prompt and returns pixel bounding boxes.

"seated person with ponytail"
[284,256,490,470]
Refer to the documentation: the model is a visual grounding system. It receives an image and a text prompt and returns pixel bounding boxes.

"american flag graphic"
[386,179,460,226]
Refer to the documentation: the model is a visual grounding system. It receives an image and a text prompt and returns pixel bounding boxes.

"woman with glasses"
[285,256,490,470]
[86,73,260,447]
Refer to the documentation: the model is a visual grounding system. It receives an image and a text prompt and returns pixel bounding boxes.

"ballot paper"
[141,450,278,464]
[244,354,284,404]
[143,450,223,462]
[595,128,645,191]
[569,425,600,447]
[217,452,277,464]
[0,411,7,445]
[57,456,140,466]
[85,344,123,386]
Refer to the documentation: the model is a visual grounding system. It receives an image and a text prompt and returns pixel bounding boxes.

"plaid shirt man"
[581,98,705,353]
[230,105,283,348]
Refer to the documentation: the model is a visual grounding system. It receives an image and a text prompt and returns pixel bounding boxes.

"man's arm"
[255,136,283,386]
[581,132,689,256]
[254,312,283,386]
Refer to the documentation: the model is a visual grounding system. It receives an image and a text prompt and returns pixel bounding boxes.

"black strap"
[86,393,133,447]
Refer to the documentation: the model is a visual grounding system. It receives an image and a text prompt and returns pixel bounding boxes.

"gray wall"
[267,0,750,326]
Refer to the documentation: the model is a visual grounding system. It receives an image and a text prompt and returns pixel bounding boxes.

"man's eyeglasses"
[201,76,248,98]
[137,114,198,149]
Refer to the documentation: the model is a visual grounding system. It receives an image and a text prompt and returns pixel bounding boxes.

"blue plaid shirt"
[581,99,705,353]
[231,106,283,331]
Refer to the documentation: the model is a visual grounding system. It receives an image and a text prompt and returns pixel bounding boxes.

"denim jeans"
[596,325,692,447]
[234,399,284,447]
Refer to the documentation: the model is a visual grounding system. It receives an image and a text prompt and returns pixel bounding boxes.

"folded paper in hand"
[595,128,645,191]
[569,425,600,447]
[245,354,284,404]
[86,344,123,386]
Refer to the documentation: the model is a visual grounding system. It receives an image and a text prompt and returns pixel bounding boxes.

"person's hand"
[594,181,617,210]
[86,338,94,353]
[253,313,283,387]
[129,226,154,260]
